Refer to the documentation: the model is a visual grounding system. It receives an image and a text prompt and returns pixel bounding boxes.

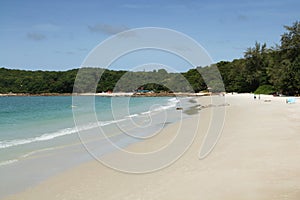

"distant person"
[254,95,256,100]
[258,94,260,100]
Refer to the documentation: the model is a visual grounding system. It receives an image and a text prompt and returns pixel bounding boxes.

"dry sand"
[5,94,300,200]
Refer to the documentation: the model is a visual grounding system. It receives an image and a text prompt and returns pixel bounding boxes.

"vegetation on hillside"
[0,21,299,95]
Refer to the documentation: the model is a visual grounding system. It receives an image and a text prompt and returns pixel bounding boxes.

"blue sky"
[1,0,299,71]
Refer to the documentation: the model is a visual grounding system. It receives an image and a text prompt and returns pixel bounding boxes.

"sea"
[0,95,197,198]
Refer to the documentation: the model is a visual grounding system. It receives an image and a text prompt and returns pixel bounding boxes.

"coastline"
[1,92,299,98]
[0,93,73,97]
[4,94,300,200]
[0,95,192,198]
[0,92,212,97]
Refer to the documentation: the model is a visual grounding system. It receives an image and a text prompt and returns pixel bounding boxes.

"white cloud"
[26,32,46,41]
[88,24,130,35]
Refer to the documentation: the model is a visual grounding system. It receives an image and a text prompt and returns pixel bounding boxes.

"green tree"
[268,21,300,95]
[244,42,270,92]
[280,21,300,62]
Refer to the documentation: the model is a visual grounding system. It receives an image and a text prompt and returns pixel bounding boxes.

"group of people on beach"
[253,94,260,100]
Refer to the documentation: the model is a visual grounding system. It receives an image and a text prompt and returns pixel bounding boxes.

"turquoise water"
[0,96,74,141]
[0,96,179,165]
[0,95,198,198]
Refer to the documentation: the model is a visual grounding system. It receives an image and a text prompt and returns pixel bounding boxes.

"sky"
[0,0,299,72]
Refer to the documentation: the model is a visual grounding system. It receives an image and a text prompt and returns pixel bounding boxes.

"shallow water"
[0,95,197,198]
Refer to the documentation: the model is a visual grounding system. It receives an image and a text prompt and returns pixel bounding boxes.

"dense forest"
[0,21,299,95]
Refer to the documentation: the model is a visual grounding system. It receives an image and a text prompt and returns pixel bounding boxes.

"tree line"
[217,21,300,95]
[0,21,299,95]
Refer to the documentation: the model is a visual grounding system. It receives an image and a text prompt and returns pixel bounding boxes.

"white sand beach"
[5,94,300,200]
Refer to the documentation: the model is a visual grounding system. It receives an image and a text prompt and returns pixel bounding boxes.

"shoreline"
[0,93,73,97]
[1,92,299,98]
[3,94,300,200]
[0,92,209,97]
[0,96,195,198]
